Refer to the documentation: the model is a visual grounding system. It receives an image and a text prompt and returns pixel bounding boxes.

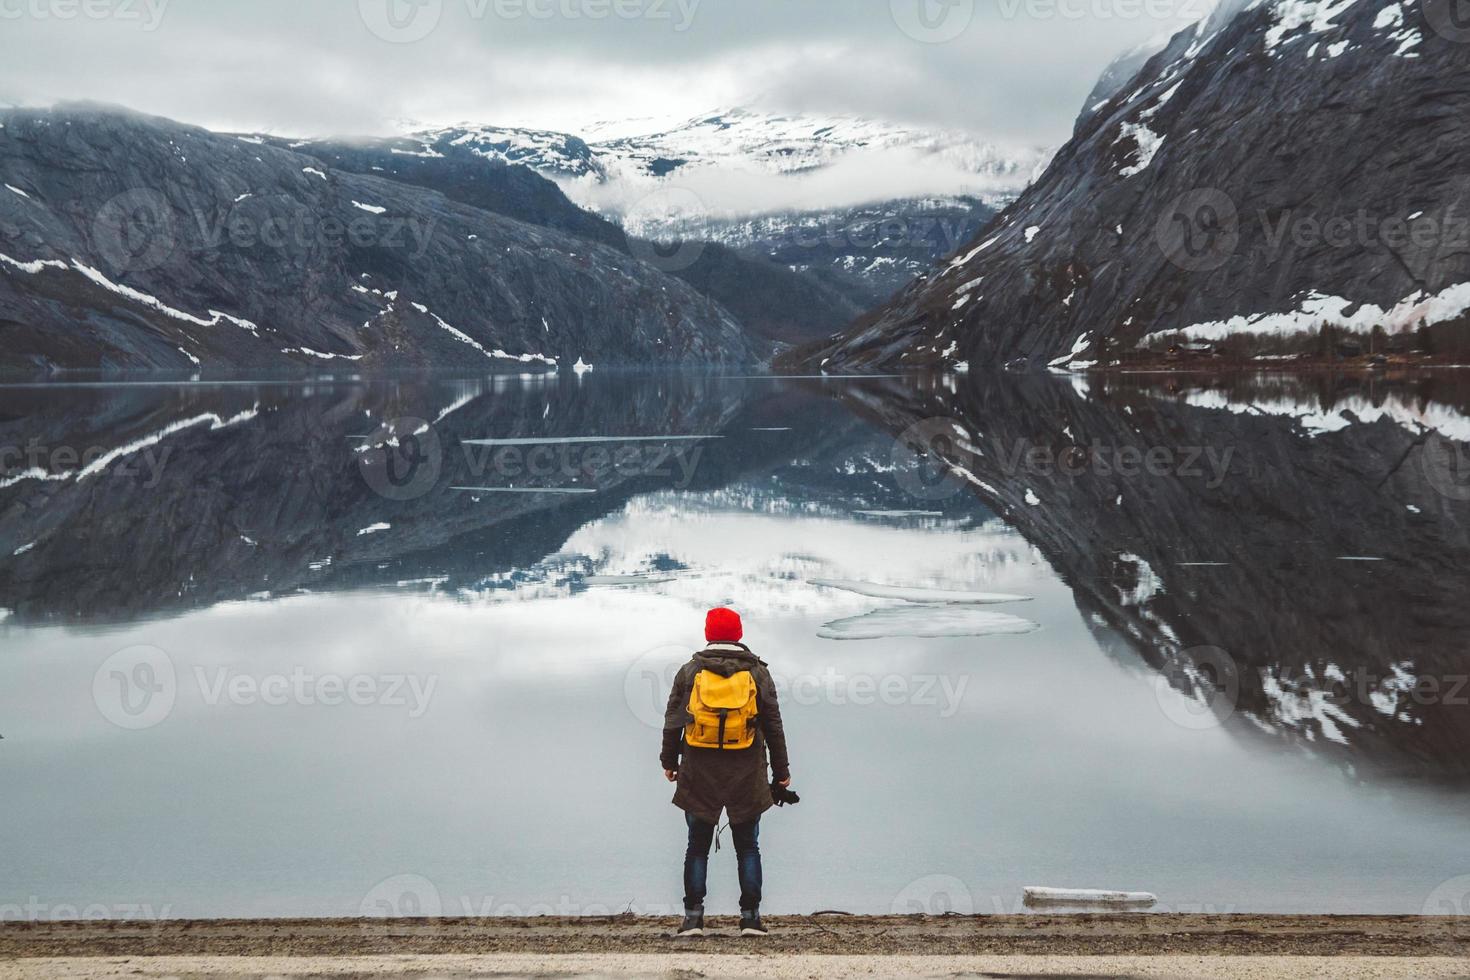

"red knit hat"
[705,607,743,643]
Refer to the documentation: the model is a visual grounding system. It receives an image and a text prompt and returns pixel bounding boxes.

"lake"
[2,369,1470,920]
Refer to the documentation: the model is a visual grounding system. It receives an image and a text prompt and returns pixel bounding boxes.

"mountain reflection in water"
[2,369,1469,917]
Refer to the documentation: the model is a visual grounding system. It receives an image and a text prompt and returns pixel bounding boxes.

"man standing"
[661,607,791,937]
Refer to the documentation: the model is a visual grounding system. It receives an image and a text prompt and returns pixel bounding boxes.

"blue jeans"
[684,813,762,912]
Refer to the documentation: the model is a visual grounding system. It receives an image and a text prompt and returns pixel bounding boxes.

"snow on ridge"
[0,251,68,274]
[1262,0,1364,51]
[351,200,387,215]
[410,302,558,367]
[1049,332,1093,368]
[76,407,259,482]
[0,466,73,491]
[1146,283,1470,345]
[283,347,363,362]
[5,183,30,199]
[1261,665,1361,745]
[1117,122,1165,177]
[70,260,261,336]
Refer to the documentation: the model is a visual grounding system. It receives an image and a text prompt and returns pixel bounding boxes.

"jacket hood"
[692,642,764,676]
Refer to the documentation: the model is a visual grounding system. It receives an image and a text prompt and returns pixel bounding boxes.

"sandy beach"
[3,914,1469,977]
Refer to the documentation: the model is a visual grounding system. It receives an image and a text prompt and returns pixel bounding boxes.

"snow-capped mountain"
[0,105,752,371]
[410,108,1052,304]
[795,0,1470,371]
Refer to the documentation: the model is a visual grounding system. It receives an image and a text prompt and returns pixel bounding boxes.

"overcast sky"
[0,0,1209,145]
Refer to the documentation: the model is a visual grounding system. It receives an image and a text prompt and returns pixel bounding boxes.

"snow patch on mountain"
[1144,283,1470,344]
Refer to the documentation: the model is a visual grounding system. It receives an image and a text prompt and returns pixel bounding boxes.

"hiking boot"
[676,908,705,937]
[739,910,768,936]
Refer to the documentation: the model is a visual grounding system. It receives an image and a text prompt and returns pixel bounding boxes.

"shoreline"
[3,914,1468,959]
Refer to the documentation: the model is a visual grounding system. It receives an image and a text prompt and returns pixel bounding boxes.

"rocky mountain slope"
[0,105,753,372]
[267,134,863,345]
[414,108,1044,304]
[795,0,1470,372]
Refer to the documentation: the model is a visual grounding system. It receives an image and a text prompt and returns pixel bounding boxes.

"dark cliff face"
[267,135,862,348]
[827,370,1470,783]
[797,0,1470,371]
[0,105,754,372]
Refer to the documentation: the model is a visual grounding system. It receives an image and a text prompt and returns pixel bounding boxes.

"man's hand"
[777,777,791,788]
[664,769,678,783]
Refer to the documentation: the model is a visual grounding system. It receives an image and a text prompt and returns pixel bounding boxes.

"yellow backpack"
[685,669,759,750]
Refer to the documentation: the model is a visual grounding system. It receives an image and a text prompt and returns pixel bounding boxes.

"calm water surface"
[2,370,1470,918]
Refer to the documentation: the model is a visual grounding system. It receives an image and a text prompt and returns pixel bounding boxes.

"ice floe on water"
[817,605,1040,641]
[581,574,675,587]
[812,579,1032,605]
[1024,886,1157,908]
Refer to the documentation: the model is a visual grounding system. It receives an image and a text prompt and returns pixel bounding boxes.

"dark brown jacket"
[660,642,790,825]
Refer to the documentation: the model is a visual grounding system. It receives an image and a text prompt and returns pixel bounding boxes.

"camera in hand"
[770,780,801,807]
